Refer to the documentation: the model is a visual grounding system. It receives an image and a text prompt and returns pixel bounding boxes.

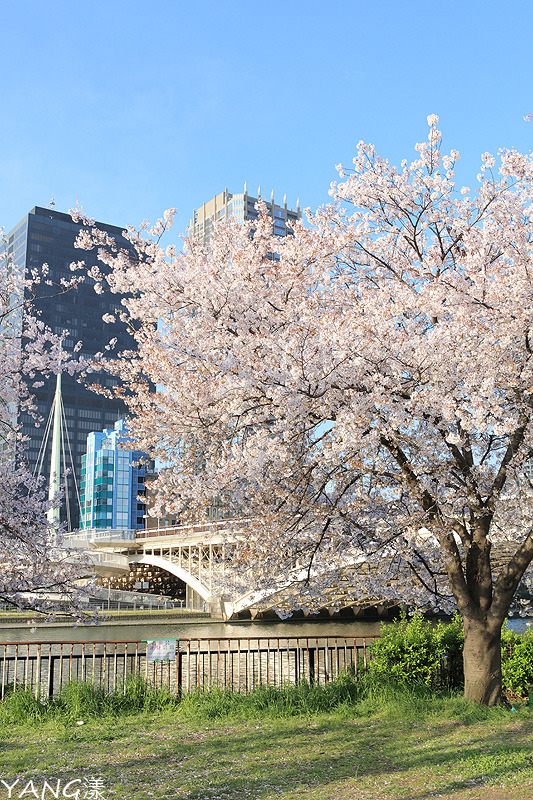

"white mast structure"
[34,355,81,533]
[46,370,62,529]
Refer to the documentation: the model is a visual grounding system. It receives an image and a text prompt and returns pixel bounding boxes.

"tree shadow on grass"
[378,720,533,800]
[88,714,533,800]
[0,740,20,752]
[1,713,532,800]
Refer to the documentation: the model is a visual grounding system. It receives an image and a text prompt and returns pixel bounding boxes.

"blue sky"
[1,0,532,242]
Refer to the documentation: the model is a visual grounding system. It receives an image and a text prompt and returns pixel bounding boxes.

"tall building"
[187,184,301,247]
[79,420,147,531]
[5,206,134,528]
[186,185,301,524]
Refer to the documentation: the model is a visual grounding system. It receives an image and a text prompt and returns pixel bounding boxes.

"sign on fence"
[146,639,177,661]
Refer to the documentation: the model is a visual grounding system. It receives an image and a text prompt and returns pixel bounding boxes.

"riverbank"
[0,610,529,644]
[0,610,210,627]
[1,685,532,800]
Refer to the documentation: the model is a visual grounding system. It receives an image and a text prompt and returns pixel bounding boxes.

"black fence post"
[48,655,57,698]
[177,650,182,698]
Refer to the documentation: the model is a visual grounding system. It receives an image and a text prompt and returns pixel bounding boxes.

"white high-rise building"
[187,184,301,247]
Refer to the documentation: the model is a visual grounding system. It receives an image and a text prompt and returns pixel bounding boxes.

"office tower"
[6,206,134,528]
[79,420,147,531]
[187,184,301,247]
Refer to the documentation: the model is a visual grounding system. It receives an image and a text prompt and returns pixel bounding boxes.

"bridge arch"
[128,554,212,601]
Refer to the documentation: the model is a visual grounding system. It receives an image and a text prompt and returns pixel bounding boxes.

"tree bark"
[462,616,502,706]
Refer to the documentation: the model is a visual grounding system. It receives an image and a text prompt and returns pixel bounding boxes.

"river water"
[0,615,383,644]
[0,613,529,644]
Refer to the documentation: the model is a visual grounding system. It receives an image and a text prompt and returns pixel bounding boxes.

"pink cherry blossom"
[78,119,533,703]
[0,229,92,618]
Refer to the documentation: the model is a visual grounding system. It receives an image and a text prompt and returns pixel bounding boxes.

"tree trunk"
[462,617,502,706]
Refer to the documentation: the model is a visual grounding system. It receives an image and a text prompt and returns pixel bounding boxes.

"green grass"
[0,676,178,723]
[0,679,532,799]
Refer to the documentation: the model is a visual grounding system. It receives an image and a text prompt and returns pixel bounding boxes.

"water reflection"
[0,615,383,644]
[1,614,529,644]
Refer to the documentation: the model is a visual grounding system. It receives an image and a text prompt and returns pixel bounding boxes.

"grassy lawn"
[0,687,532,800]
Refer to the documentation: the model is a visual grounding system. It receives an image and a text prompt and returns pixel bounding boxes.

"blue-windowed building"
[80,420,147,530]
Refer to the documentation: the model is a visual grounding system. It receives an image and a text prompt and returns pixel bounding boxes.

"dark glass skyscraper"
[6,206,134,529]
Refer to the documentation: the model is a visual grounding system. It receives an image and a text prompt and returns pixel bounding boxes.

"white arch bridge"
[68,520,267,619]
[66,520,394,621]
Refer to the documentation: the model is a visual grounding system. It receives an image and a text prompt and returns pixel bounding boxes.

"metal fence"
[0,636,380,699]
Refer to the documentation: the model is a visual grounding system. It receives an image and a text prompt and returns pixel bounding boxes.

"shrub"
[501,624,533,697]
[436,612,464,689]
[367,611,532,697]
[368,611,464,689]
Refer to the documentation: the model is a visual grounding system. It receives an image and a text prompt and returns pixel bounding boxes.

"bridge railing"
[65,529,138,543]
[87,552,130,569]
[0,635,380,699]
[137,517,251,540]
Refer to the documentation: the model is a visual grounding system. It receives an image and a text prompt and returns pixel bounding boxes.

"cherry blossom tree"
[0,231,89,616]
[79,117,533,704]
